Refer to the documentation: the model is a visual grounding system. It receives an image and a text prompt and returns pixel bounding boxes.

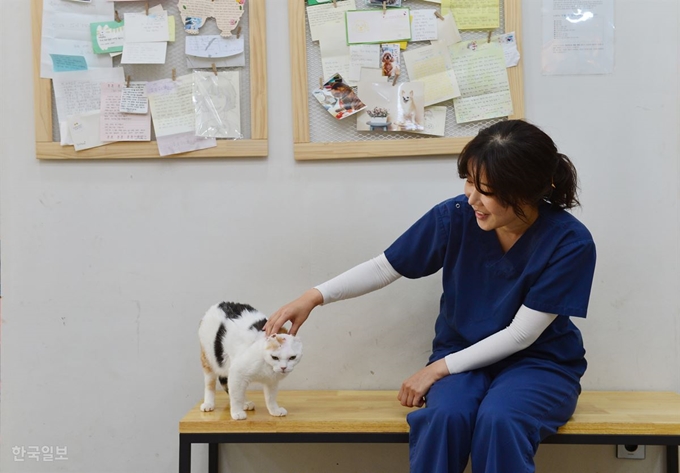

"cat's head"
[264,334,303,374]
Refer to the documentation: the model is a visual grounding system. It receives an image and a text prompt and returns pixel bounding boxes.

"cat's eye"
[271,356,279,361]
[289,356,296,360]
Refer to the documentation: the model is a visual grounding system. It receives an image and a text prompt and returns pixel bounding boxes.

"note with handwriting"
[121,42,167,64]
[410,10,438,42]
[90,21,125,54]
[430,12,462,47]
[318,23,351,85]
[449,41,512,123]
[124,11,170,42]
[147,74,196,137]
[346,9,412,44]
[442,0,499,30]
[120,82,149,114]
[100,83,151,142]
[68,110,110,151]
[306,0,356,42]
[185,35,244,58]
[50,54,88,72]
[348,44,380,83]
[409,106,447,136]
[156,132,216,157]
[402,44,460,106]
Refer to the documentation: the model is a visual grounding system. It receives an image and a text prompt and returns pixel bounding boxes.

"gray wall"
[1,0,678,472]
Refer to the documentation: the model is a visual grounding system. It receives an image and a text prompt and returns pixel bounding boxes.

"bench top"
[179,390,680,436]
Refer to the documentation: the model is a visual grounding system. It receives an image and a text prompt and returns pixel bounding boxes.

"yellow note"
[442,0,499,30]
[169,16,176,42]
[398,41,408,50]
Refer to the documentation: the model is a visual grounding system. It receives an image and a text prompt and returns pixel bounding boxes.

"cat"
[199,301,303,420]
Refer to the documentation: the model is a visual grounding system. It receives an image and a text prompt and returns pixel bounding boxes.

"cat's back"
[199,302,267,359]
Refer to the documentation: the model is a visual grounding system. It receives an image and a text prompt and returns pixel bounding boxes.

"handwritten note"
[431,12,462,47]
[156,132,216,157]
[120,82,149,114]
[124,11,170,43]
[90,21,124,54]
[449,41,512,123]
[121,42,167,64]
[410,10,438,42]
[348,44,380,83]
[442,0,499,30]
[147,74,196,137]
[193,71,241,138]
[346,9,412,44]
[306,0,356,42]
[68,110,110,151]
[100,83,151,142]
[402,44,460,106]
[410,106,447,136]
[318,24,351,84]
[185,35,244,58]
[50,54,88,72]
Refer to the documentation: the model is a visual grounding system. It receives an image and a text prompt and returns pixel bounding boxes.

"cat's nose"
[280,367,287,372]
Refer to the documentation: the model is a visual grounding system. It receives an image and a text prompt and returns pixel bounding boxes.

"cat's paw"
[200,402,215,412]
[268,407,287,417]
[231,410,247,420]
[243,401,255,411]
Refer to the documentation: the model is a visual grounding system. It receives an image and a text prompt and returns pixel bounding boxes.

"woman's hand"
[398,359,449,408]
[264,288,324,336]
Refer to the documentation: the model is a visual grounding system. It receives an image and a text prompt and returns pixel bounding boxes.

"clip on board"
[31,0,268,160]
[289,0,525,161]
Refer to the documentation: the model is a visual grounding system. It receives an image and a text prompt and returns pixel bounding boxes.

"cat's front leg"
[263,382,287,417]
[200,371,217,412]
[227,377,249,420]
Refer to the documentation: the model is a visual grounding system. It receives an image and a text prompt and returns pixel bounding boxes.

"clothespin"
[114,10,121,23]
[434,10,444,21]
[332,0,337,7]
[487,31,492,43]
[126,75,131,88]
[391,69,400,86]
[383,0,387,16]
[172,68,176,81]
[212,63,218,76]
[319,77,323,88]
[145,2,149,15]
[236,26,242,39]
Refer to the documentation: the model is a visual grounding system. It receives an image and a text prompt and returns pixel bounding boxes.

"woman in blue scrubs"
[265,120,597,473]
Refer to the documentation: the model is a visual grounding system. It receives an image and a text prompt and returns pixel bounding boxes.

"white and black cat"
[199,302,303,420]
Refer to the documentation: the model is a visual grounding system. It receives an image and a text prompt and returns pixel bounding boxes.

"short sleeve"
[384,202,452,279]
[524,238,597,317]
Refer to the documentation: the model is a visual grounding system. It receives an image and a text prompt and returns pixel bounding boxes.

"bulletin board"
[31,0,268,160]
[289,0,525,161]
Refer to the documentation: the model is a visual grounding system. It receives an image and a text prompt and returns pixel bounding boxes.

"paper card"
[367,0,402,5]
[379,43,400,77]
[146,74,197,137]
[356,81,425,132]
[409,105,447,136]
[156,132,216,157]
[441,0,499,30]
[346,9,412,44]
[193,71,241,138]
[491,32,520,67]
[178,0,246,37]
[312,73,366,120]
[100,83,151,141]
[318,24,351,85]
[306,0,356,42]
[348,44,380,83]
[40,0,114,78]
[124,11,170,43]
[120,82,149,114]
[147,5,176,41]
[186,54,246,69]
[53,67,126,145]
[449,41,513,123]
[430,12,462,48]
[50,54,88,72]
[402,44,460,106]
[410,9,438,42]
[68,111,110,151]
[121,42,167,64]
[185,35,244,58]
[90,21,125,54]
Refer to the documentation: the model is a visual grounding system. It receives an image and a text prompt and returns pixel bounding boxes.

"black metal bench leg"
[667,445,679,473]
[179,435,191,473]
[209,443,219,473]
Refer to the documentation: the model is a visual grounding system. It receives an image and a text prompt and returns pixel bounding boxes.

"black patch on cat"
[218,301,256,319]
[214,323,227,367]
[219,376,229,393]
[249,318,266,332]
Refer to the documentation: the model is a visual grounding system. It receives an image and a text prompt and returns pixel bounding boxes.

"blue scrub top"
[384,194,596,366]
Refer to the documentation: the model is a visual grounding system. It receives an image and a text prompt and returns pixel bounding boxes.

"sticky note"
[50,54,88,72]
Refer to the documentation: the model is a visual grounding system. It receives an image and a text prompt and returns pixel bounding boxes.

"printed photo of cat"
[198,301,303,420]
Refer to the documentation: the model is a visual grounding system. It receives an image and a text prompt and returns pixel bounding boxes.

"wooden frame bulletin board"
[31,0,268,160]
[289,0,525,161]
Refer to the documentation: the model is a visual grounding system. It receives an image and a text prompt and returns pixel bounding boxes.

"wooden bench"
[179,390,680,473]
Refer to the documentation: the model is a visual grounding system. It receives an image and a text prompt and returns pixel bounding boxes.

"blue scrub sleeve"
[524,238,596,318]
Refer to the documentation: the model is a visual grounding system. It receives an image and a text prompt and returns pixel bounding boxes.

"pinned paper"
[356,81,425,132]
[50,54,88,72]
[348,44,380,83]
[185,35,244,58]
[318,24,351,85]
[193,71,241,138]
[186,54,245,69]
[178,0,246,37]
[312,73,366,120]
[345,9,412,44]
[100,83,151,141]
[402,44,460,106]
[306,0,356,42]
[90,21,125,54]
[410,106,447,136]
[124,11,170,43]
[121,42,167,64]
[491,32,520,68]
[68,110,110,151]
[120,82,149,114]
[430,12,462,47]
[441,0,499,30]
[410,9,438,42]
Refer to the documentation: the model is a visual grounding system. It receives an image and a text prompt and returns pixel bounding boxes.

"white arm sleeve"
[314,253,402,304]
[444,306,557,374]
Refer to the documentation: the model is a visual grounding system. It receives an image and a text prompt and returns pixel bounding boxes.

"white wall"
[1,1,678,472]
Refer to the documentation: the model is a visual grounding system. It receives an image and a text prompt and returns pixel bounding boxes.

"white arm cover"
[444,306,557,374]
[314,253,402,304]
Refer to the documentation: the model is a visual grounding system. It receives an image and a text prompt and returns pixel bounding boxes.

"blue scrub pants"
[407,357,583,473]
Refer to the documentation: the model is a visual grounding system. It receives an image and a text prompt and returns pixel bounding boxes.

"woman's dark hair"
[457,120,579,219]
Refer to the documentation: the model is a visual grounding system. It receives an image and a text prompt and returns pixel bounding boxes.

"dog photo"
[356,81,424,132]
[312,73,366,120]
[380,43,400,78]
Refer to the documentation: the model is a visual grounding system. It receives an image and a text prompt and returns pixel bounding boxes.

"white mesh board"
[50,0,252,142]
[305,0,509,143]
